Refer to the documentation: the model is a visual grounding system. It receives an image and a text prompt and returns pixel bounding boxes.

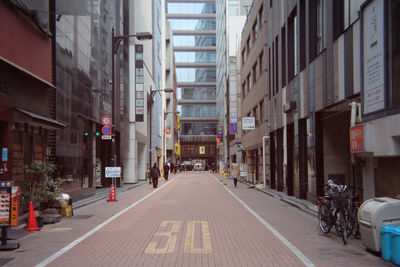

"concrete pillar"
[123,122,137,183]
[362,154,375,200]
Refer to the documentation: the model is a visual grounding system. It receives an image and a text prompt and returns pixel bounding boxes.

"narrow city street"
[0,172,392,266]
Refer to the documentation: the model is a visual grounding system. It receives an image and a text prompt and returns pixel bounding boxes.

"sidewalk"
[240,179,319,217]
[72,180,147,209]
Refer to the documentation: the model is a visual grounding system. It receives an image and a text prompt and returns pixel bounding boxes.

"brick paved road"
[0,172,393,266]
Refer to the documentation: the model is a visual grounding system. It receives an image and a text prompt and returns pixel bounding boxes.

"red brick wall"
[0,1,52,83]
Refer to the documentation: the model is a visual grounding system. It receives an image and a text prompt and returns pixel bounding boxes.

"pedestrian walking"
[231,160,239,187]
[147,164,152,185]
[164,162,170,181]
[150,163,160,188]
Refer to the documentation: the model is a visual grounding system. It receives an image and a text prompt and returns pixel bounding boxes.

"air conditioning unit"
[283,101,296,113]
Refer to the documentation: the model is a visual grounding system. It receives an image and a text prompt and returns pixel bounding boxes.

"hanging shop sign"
[350,125,365,153]
[135,44,144,122]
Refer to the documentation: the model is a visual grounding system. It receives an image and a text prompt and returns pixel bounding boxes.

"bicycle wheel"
[340,211,348,245]
[346,205,356,237]
[318,202,331,234]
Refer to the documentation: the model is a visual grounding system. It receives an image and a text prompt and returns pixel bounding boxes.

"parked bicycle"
[347,185,362,238]
[317,180,351,245]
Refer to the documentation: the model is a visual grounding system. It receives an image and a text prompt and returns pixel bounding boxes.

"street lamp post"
[111,29,152,186]
[149,88,174,169]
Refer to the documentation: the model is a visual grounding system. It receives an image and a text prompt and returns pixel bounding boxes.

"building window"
[310,0,324,60]
[242,82,246,97]
[242,49,246,65]
[275,35,279,94]
[288,7,298,81]
[268,47,271,99]
[316,0,324,53]
[247,74,251,91]
[344,0,359,28]
[247,37,251,54]
[253,21,258,41]
[253,106,258,126]
[392,0,400,107]
[281,26,286,87]
[259,100,264,123]
[259,4,264,26]
[300,0,306,70]
[272,42,275,96]
[252,63,257,84]
[259,51,263,76]
[270,0,273,8]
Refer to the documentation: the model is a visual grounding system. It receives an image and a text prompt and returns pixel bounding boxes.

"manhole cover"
[68,215,93,220]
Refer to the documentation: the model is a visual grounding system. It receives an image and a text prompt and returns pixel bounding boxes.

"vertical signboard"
[135,44,144,122]
[350,125,365,153]
[217,126,223,143]
[0,182,12,225]
[362,0,385,114]
[229,114,237,134]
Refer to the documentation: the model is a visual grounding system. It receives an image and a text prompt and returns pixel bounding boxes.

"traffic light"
[96,132,100,136]
[84,132,89,136]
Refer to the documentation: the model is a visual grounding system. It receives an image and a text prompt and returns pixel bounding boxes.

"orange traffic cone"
[26,201,40,232]
[107,184,117,202]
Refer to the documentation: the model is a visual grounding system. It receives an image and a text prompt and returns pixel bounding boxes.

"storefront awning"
[14,108,66,130]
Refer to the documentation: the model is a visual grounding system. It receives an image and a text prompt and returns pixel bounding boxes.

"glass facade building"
[55,0,122,190]
[166,0,217,164]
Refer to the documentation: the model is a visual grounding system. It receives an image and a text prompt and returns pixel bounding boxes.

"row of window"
[268,0,361,99]
[242,3,264,64]
[241,51,264,98]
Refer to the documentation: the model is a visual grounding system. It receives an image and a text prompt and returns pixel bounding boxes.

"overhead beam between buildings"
[177,82,216,87]
[174,46,216,51]
[173,30,216,35]
[175,62,216,68]
[166,14,216,19]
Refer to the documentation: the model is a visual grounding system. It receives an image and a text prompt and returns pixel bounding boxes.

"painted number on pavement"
[145,220,212,254]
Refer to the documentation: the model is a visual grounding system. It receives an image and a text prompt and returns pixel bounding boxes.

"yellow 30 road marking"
[145,220,181,254]
[145,220,212,254]
[184,220,212,254]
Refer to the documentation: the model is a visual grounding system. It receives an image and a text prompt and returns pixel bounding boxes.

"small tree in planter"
[21,161,57,211]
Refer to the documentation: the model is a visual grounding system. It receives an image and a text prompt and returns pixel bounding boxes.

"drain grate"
[67,215,93,220]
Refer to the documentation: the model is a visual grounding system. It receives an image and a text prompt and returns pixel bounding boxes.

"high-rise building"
[216,0,251,170]
[166,0,217,169]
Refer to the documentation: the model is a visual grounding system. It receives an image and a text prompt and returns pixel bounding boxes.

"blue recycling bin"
[381,225,395,261]
[392,227,400,265]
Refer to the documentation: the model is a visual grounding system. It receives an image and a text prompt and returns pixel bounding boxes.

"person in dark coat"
[150,163,160,188]
[164,162,170,181]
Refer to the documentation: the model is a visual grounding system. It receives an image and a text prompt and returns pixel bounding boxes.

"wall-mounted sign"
[135,44,144,122]
[199,146,205,154]
[242,117,255,130]
[362,0,385,114]
[1,148,7,162]
[350,125,365,153]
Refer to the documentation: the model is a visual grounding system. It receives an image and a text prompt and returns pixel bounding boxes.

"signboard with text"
[105,167,121,178]
[350,125,365,153]
[242,117,255,130]
[362,0,385,114]
[135,44,144,121]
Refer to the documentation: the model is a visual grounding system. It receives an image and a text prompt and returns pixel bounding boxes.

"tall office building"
[166,0,217,168]
[216,0,251,169]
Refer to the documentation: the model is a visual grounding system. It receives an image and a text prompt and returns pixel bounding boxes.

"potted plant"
[21,161,57,226]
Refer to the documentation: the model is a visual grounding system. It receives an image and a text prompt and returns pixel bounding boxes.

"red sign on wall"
[350,125,364,153]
